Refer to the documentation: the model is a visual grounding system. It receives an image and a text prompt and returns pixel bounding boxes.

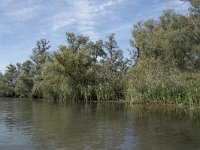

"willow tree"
[181,0,200,14]
[2,64,18,97]
[131,8,200,71]
[0,72,5,96]
[31,39,51,98]
[15,60,34,97]
[43,33,104,101]
[43,33,130,101]
[127,0,200,104]
[96,34,130,100]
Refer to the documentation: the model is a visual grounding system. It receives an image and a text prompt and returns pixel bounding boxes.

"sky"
[0,0,189,72]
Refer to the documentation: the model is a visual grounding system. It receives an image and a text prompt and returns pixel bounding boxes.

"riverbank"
[1,95,200,109]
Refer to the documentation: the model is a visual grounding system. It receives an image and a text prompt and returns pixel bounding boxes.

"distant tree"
[131,8,200,71]
[2,64,18,96]
[181,0,200,13]
[43,33,99,100]
[126,0,200,104]
[42,33,130,101]
[15,60,34,97]
[0,72,5,96]
[101,34,130,100]
[31,39,51,98]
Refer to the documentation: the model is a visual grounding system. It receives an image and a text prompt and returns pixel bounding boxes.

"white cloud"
[1,0,42,21]
[94,0,125,12]
[48,0,127,39]
[6,5,41,21]
[52,17,76,31]
[150,0,189,14]
[0,0,130,40]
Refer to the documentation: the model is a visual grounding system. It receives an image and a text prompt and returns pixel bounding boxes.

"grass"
[126,59,200,106]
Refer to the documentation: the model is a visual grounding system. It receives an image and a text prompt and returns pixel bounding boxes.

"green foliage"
[30,39,50,71]
[0,39,50,98]
[15,60,34,97]
[127,1,200,105]
[31,39,51,98]
[131,9,200,70]
[1,64,19,97]
[181,0,200,14]
[0,72,5,96]
[127,64,200,105]
[42,33,129,101]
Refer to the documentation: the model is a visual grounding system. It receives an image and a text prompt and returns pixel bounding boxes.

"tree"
[31,39,50,71]
[0,72,5,96]
[43,33,101,101]
[181,0,200,14]
[42,33,130,101]
[2,64,18,97]
[127,0,200,104]
[31,39,51,98]
[100,34,130,100]
[131,8,200,71]
[15,60,34,97]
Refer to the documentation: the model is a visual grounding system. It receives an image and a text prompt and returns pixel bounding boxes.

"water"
[0,98,200,150]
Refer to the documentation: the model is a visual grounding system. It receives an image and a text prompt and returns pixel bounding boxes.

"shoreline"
[1,97,200,109]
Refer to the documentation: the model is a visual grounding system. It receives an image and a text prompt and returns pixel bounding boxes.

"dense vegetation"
[127,0,200,105]
[0,34,131,101]
[0,0,199,105]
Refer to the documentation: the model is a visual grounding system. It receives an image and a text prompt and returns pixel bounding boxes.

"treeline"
[0,0,199,104]
[127,0,200,105]
[0,34,131,101]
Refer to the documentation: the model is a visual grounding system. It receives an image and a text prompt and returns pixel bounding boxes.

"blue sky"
[0,0,189,72]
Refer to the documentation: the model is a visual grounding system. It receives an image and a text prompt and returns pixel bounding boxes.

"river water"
[0,98,200,150]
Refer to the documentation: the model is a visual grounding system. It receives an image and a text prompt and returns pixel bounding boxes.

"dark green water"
[0,98,200,150]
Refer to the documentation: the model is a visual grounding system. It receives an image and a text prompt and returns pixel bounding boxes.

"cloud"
[48,0,127,39]
[93,0,125,12]
[148,0,189,14]
[1,0,41,21]
[52,17,76,31]
[6,5,41,21]
[0,0,128,39]
[0,0,190,72]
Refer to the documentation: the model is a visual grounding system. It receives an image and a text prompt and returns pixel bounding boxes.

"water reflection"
[130,105,200,150]
[0,98,200,150]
